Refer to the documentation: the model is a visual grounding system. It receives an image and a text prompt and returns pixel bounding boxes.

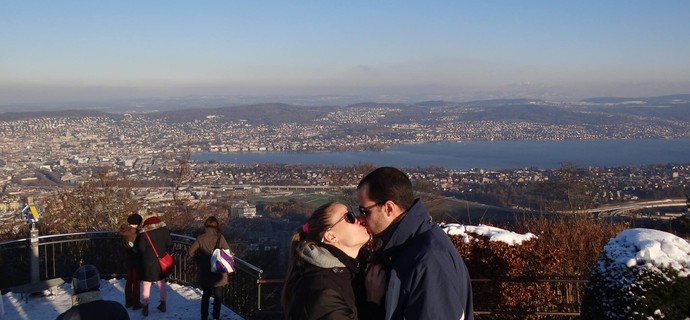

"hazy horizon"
[2,1,690,108]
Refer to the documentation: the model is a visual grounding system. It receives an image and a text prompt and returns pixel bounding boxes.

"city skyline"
[2,1,690,107]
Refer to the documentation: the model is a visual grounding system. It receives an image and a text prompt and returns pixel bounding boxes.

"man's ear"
[382,200,399,218]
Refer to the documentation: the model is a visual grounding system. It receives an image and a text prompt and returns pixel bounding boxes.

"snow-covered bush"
[443,224,565,318]
[581,228,690,319]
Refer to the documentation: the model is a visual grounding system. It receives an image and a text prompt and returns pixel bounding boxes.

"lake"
[191,139,690,170]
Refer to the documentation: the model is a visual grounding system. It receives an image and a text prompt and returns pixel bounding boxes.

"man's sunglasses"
[327,211,358,229]
[358,202,385,216]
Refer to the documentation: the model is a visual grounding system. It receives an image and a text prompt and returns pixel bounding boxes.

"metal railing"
[253,277,587,319]
[1,232,588,319]
[471,277,587,318]
[171,234,265,317]
[0,231,266,319]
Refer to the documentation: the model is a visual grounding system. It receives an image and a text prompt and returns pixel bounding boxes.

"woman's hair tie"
[302,223,309,233]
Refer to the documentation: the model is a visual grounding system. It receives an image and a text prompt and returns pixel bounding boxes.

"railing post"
[29,222,39,284]
[257,276,262,311]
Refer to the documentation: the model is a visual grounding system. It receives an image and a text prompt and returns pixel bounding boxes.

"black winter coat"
[136,216,172,282]
[286,244,360,320]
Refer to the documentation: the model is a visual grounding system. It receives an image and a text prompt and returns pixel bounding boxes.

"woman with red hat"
[135,212,172,317]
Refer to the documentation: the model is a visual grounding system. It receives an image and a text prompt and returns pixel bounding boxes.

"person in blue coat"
[357,167,474,320]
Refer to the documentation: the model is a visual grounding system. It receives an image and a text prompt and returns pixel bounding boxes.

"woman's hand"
[365,264,386,304]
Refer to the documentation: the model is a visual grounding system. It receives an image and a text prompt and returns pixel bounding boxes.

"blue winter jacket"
[375,199,473,320]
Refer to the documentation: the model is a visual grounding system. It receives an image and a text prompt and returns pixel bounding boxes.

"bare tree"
[41,167,142,234]
[534,162,600,215]
[171,142,194,204]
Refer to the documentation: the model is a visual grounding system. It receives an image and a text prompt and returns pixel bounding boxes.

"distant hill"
[344,102,409,109]
[578,94,690,122]
[413,101,455,107]
[460,98,548,106]
[580,94,690,104]
[0,109,117,121]
[146,103,334,125]
[2,94,690,126]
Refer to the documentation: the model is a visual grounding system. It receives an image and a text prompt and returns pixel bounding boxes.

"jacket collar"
[380,198,433,254]
[298,241,345,268]
[204,227,220,235]
[297,241,360,275]
[322,243,360,273]
[71,290,101,306]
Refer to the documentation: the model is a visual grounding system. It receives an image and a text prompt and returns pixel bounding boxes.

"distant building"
[0,201,21,213]
[231,201,257,218]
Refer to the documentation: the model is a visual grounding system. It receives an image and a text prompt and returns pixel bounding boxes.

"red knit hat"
[143,215,161,226]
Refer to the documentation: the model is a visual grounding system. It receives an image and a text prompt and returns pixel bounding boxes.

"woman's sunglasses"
[327,211,358,230]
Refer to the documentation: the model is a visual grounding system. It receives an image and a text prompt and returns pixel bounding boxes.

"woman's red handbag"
[158,252,174,275]
[144,231,174,276]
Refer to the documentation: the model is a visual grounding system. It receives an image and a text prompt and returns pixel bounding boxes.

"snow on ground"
[602,228,690,276]
[1,278,243,320]
[440,223,537,245]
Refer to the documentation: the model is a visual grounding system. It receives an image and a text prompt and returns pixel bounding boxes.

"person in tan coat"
[188,216,231,320]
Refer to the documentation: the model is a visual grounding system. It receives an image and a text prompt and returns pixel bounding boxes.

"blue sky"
[2,1,690,106]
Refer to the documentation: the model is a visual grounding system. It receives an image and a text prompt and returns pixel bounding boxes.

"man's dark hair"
[358,167,415,210]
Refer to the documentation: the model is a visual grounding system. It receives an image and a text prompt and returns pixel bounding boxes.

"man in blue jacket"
[357,167,473,320]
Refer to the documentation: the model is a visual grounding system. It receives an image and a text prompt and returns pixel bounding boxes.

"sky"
[1,278,243,320]
[2,1,690,107]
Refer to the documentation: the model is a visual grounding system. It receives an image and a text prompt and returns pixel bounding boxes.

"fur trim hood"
[139,213,167,233]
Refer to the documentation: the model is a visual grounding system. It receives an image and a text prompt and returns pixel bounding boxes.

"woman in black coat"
[136,212,172,317]
[282,202,381,319]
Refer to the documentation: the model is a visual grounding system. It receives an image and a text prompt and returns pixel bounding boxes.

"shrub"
[447,215,627,319]
[451,233,563,318]
[581,228,690,319]
[511,214,628,277]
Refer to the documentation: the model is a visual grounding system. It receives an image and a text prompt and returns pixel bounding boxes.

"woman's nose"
[356,216,366,226]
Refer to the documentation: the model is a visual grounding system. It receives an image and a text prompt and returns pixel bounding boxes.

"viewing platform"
[0,231,278,319]
[1,230,589,319]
